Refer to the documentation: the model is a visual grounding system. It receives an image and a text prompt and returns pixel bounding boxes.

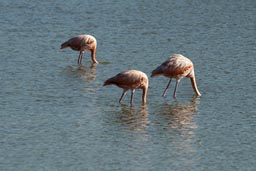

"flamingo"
[60,34,98,64]
[103,70,148,105]
[151,54,201,98]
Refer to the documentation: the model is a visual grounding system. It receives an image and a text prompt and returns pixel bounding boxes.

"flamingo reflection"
[154,97,200,135]
[114,104,150,133]
[63,64,97,81]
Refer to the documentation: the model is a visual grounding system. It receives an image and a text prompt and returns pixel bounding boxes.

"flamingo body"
[60,34,98,64]
[151,54,201,98]
[103,70,148,105]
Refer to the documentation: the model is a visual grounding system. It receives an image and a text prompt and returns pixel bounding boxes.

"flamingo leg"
[130,90,135,105]
[173,80,180,98]
[119,90,127,103]
[162,79,172,97]
[78,52,85,65]
[77,52,82,65]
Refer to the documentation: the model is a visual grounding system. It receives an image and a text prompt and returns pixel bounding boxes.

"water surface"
[0,0,255,170]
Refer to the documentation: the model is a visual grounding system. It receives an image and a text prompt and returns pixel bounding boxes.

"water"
[0,0,255,170]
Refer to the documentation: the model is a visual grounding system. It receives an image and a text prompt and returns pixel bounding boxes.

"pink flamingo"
[103,70,148,105]
[151,54,201,98]
[60,34,98,64]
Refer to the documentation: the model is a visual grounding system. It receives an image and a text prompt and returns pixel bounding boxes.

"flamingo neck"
[142,87,148,104]
[91,48,98,64]
[190,77,201,96]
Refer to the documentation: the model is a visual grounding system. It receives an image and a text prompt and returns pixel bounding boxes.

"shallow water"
[1,0,256,170]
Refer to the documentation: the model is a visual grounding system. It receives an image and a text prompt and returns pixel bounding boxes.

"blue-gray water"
[1,0,256,170]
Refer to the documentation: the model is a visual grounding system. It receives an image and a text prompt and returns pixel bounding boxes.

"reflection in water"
[62,64,97,81]
[155,97,200,136]
[114,104,150,133]
[153,97,201,166]
[81,64,97,81]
